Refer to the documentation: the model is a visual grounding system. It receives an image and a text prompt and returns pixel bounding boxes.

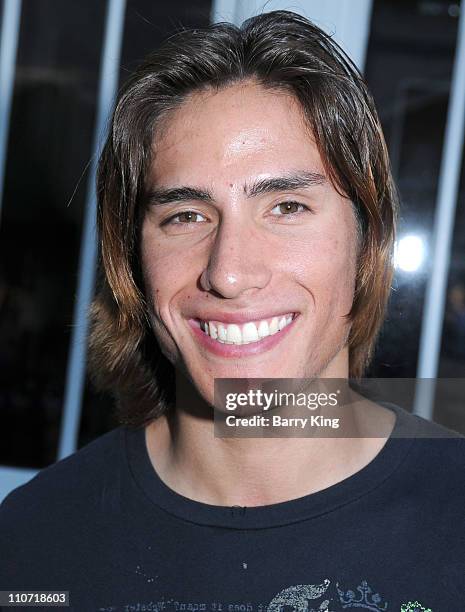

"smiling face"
[140,80,359,404]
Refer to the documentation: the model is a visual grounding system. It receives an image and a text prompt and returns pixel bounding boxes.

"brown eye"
[178,211,198,223]
[167,210,206,224]
[271,201,309,216]
[281,202,300,214]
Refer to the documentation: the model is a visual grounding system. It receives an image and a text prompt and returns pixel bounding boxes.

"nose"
[199,217,271,299]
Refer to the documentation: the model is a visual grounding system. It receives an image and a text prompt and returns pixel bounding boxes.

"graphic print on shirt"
[335,580,387,610]
[267,578,331,611]
[267,579,432,612]
[400,603,432,612]
[97,579,433,612]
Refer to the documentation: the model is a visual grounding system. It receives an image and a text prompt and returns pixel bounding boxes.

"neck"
[144,354,396,507]
[146,409,394,507]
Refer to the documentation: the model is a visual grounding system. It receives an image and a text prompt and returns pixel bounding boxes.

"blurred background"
[0,0,464,499]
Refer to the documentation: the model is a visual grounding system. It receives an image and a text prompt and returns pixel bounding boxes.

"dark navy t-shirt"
[1,403,465,611]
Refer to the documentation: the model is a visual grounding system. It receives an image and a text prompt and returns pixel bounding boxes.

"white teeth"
[226,324,242,344]
[269,317,279,334]
[242,322,259,343]
[257,320,269,338]
[209,322,218,339]
[199,314,295,345]
[218,325,227,341]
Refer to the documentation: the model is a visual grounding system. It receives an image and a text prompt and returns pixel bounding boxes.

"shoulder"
[0,426,125,527]
[396,410,465,504]
[0,427,128,587]
[413,421,465,484]
[383,400,465,443]
[377,402,465,497]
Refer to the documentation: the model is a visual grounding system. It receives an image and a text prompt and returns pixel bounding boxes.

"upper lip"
[189,310,298,325]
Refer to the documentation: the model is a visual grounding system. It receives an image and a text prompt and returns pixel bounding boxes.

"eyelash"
[162,201,312,225]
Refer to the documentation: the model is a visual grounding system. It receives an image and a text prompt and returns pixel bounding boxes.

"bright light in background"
[394,234,426,272]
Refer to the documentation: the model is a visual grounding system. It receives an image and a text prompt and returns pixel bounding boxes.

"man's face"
[141,81,359,403]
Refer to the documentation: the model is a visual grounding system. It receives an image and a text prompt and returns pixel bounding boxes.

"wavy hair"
[88,10,398,427]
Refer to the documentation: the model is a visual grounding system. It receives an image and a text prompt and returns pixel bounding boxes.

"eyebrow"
[145,171,327,206]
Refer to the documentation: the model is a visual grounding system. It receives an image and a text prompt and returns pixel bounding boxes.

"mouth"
[187,312,299,358]
[199,313,296,344]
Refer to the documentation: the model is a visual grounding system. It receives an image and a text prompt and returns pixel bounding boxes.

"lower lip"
[187,315,299,358]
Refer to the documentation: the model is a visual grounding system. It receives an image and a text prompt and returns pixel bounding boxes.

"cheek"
[140,226,197,324]
[140,228,169,316]
[290,230,357,309]
[324,238,357,317]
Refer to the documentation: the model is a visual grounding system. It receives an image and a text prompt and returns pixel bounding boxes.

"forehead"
[149,81,325,187]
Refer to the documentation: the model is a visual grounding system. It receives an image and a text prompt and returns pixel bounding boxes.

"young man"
[1,11,464,611]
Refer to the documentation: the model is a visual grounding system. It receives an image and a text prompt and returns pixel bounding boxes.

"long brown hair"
[88,10,398,427]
